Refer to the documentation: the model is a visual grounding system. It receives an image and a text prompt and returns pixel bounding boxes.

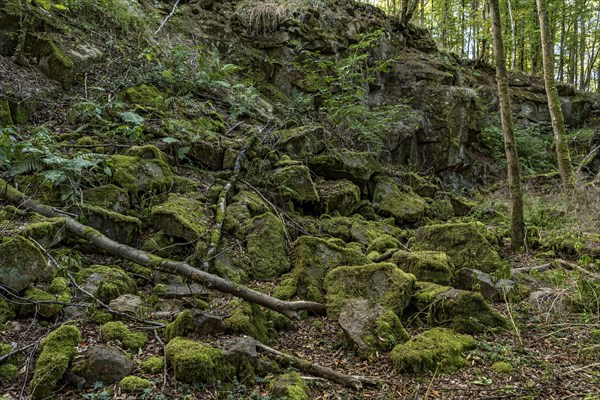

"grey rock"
[338,299,384,356]
[456,268,517,302]
[109,294,143,315]
[73,345,133,386]
[0,236,49,292]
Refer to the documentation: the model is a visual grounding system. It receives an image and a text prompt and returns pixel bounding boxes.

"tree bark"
[489,0,525,250]
[536,0,576,192]
[0,180,326,320]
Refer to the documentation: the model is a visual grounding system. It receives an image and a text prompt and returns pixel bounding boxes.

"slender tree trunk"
[536,0,576,192]
[489,0,525,250]
[579,12,586,90]
[507,0,517,70]
[558,1,566,81]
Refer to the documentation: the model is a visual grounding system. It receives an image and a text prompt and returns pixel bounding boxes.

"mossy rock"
[390,328,475,373]
[245,212,290,280]
[141,231,180,258]
[308,151,382,185]
[0,297,16,324]
[275,236,369,302]
[390,250,454,285]
[141,356,164,374]
[0,236,50,292]
[0,343,19,383]
[109,154,173,198]
[76,265,137,303]
[491,361,513,374]
[324,262,416,319]
[269,371,310,400]
[275,125,327,156]
[119,375,154,393]
[83,184,130,213]
[29,325,81,399]
[72,204,141,245]
[33,37,75,88]
[413,222,503,273]
[165,309,224,341]
[151,194,212,242]
[410,282,507,334]
[165,337,235,384]
[366,234,401,254]
[372,177,428,225]
[271,164,319,203]
[100,321,148,351]
[223,301,268,342]
[120,84,165,109]
[316,179,361,216]
[187,131,225,171]
[312,216,406,246]
[17,217,67,249]
[125,145,169,164]
[0,99,13,127]
[18,287,69,319]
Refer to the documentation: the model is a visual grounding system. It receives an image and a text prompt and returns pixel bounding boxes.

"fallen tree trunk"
[255,341,382,390]
[0,180,326,320]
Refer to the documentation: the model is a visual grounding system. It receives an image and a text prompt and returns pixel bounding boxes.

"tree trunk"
[507,0,517,70]
[489,0,525,250]
[0,180,326,320]
[536,0,576,192]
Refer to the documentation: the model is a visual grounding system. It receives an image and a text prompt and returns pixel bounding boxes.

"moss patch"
[76,265,137,303]
[0,343,19,383]
[19,287,68,319]
[245,212,290,280]
[83,184,130,213]
[165,337,235,384]
[316,179,361,216]
[324,262,416,319]
[0,236,49,292]
[29,325,81,399]
[100,321,148,351]
[413,222,503,273]
[110,154,173,198]
[120,84,165,109]
[308,151,382,185]
[0,297,15,324]
[391,250,454,284]
[390,328,475,373]
[151,194,211,242]
[141,356,164,374]
[119,375,154,392]
[372,177,428,224]
[271,164,319,203]
[269,371,310,400]
[223,301,268,342]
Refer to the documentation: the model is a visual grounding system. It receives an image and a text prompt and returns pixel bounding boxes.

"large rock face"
[0,236,50,292]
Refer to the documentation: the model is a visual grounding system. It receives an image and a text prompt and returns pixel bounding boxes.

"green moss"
[110,154,173,198]
[76,265,137,303]
[272,276,298,300]
[491,361,513,374]
[36,38,75,88]
[0,99,13,127]
[0,297,16,324]
[372,177,428,225]
[165,337,235,384]
[151,194,211,242]
[413,222,503,273]
[0,236,50,292]
[390,328,475,373]
[308,151,382,184]
[49,277,69,294]
[83,184,130,212]
[368,310,410,352]
[88,310,113,324]
[0,343,19,382]
[271,165,319,203]
[367,235,401,254]
[286,236,369,303]
[120,84,165,109]
[125,145,169,164]
[77,204,141,244]
[310,215,407,246]
[100,321,129,341]
[324,262,416,319]
[29,325,81,399]
[391,250,454,285]
[269,371,310,400]
[141,356,164,374]
[119,375,154,392]
[165,309,196,341]
[316,179,361,216]
[245,212,290,280]
[19,288,65,319]
[224,301,268,342]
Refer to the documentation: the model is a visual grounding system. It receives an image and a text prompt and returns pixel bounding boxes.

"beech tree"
[489,0,525,249]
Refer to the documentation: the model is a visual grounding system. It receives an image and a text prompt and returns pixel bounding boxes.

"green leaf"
[118,111,145,125]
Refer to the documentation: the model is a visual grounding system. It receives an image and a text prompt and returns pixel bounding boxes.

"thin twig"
[155,0,180,35]
[153,330,168,393]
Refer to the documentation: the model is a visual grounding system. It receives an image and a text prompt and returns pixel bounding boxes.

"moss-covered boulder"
[271,164,319,203]
[71,344,133,386]
[71,204,141,245]
[16,217,67,249]
[76,265,137,303]
[275,125,327,156]
[0,236,49,292]
[411,282,507,333]
[34,37,75,88]
[165,309,224,341]
[372,177,428,225]
[413,222,503,273]
[120,84,165,109]
[391,250,454,285]
[339,299,409,357]
[18,287,69,319]
[29,325,81,399]
[223,301,268,342]
[223,190,268,236]
[83,184,130,213]
[275,236,369,302]
[141,356,164,374]
[308,151,382,186]
[100,321,148,351]
[245,212,290,280]
[119,375,153,393]
[0,343,19,383]
[311,215,406,246]
[316,179,361,216]
[109,154,173,198]
[0,297,15,324]
[165,337,235,384]
[0,99,13,127]
[366,234,401,254]
[187,130,225,170]
[390,328,475,373]
[269,371,310,400]
[324,262,416,319]
[151,194,212,242]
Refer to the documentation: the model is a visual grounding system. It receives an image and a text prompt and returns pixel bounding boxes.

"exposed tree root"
[1,179,326,320]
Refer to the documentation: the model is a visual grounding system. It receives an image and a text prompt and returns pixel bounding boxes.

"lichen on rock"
[316,179,361,216]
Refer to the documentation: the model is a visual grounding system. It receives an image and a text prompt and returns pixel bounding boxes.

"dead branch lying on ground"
[0,179,326,320]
